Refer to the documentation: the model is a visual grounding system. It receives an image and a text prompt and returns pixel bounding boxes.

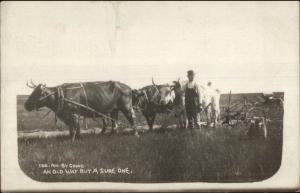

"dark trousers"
[185,101,200,128]
[185,105,201,129]
[185,87,201,129]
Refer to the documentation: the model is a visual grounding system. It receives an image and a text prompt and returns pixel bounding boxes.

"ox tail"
[131,107,136,118]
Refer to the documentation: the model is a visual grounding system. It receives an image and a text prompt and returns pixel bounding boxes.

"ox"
[132,78,176,130]
[171,79,188,129]
[25,80,137,141]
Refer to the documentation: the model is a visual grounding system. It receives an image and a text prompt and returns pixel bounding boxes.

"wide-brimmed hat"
[187,70,195,75]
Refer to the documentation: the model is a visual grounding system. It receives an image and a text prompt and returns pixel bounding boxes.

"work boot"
[187,122,194,129]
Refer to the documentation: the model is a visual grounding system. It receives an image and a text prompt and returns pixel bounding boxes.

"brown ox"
[25,80,137,141]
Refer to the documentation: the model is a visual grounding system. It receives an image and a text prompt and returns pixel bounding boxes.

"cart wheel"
[246,107,266,120]
[245,107,268,139]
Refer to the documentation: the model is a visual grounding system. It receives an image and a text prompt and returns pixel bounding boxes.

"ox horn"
[152,77,160,92]
[30,79,37,87]
[26,79,36,89]
[26,81,35,88]
[151,77,156,86]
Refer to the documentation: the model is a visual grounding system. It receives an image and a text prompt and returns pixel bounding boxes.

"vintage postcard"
[1,1,299,192]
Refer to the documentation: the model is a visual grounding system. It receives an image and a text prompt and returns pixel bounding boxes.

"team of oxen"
[24,79,221,141]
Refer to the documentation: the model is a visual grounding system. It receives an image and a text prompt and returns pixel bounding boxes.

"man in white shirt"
[206,81,213,96]
[183,70,201,129]
[205,81,221,127]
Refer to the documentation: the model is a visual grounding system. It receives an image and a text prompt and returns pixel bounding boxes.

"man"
[183,70,201,129]
[206,81,213,95]
[205,81,221,127]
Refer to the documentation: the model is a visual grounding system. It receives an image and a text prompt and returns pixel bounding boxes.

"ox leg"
[210,108,216,128]
[212,103,220,128]
[101,117,108,134]
[60,112,80,141]
[206,107,212,127]
[178,113,184,129]
[121,107,139,136]
[182,110,188,129]
[75,117,80,140]
[83,117,88,130]
[213,107,221,128]
[149,114,156,130]
[186,114,193,129]
[180,116,185,129]
[177,117,182,129]
[63,113,77,141]
[68,115,80,141]
[143,113,151,130]
[217,109,221,125]
[215,109,221,127]
[262,117,267,139]
[72,115,80,141]
[144,113,155,130]
[110,110,119,134]
[69,127,75,141]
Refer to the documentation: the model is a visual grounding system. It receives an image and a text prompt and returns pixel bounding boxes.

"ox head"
[171,78,185,96]
[171,78,185,105]
[24,80,52,111]
[152,78,175,106]
[132,89,146,109]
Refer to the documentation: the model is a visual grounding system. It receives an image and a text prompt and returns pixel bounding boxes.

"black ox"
[132,78,186,130]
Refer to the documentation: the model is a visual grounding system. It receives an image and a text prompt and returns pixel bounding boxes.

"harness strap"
[150,87,160,103]
[65,86,83,90]
[57,87,61,113]
[142,90,149,102]
[79,82,94,120]
[56,87,64,113]
[39,91,57,102]
[134,94,145,111]
[80,82,89,107]
[204,102,212,110]
[63,98,132,128]
[60,87,64,107]
[55,86,65,125]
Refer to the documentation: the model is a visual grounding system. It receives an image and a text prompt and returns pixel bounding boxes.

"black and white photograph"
[1,1,299,191]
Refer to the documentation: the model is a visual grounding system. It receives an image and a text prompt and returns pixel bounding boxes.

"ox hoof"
[100,128,107,134]
[134,132,140,137]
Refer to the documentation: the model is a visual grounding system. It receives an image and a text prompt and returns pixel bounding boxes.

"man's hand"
[198,105,203,112]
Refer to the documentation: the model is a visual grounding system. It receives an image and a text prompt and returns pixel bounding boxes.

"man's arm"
[195,83,202,107]
[182,80,188,92]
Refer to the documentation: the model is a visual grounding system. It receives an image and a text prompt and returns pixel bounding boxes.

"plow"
[220,91,284,139]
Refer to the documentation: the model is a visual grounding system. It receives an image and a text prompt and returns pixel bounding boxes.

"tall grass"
[17,93,283,182]
[18,123,282,182]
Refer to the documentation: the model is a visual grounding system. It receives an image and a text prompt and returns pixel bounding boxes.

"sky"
[1,1,299,94]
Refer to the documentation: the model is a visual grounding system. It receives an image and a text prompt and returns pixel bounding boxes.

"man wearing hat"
[183,70,201,129]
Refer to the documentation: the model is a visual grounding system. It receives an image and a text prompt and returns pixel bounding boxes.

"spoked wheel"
[244,107,268,139]
[245,107,266,120]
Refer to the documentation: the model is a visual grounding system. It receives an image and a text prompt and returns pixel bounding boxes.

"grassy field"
[17,93,283,182]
